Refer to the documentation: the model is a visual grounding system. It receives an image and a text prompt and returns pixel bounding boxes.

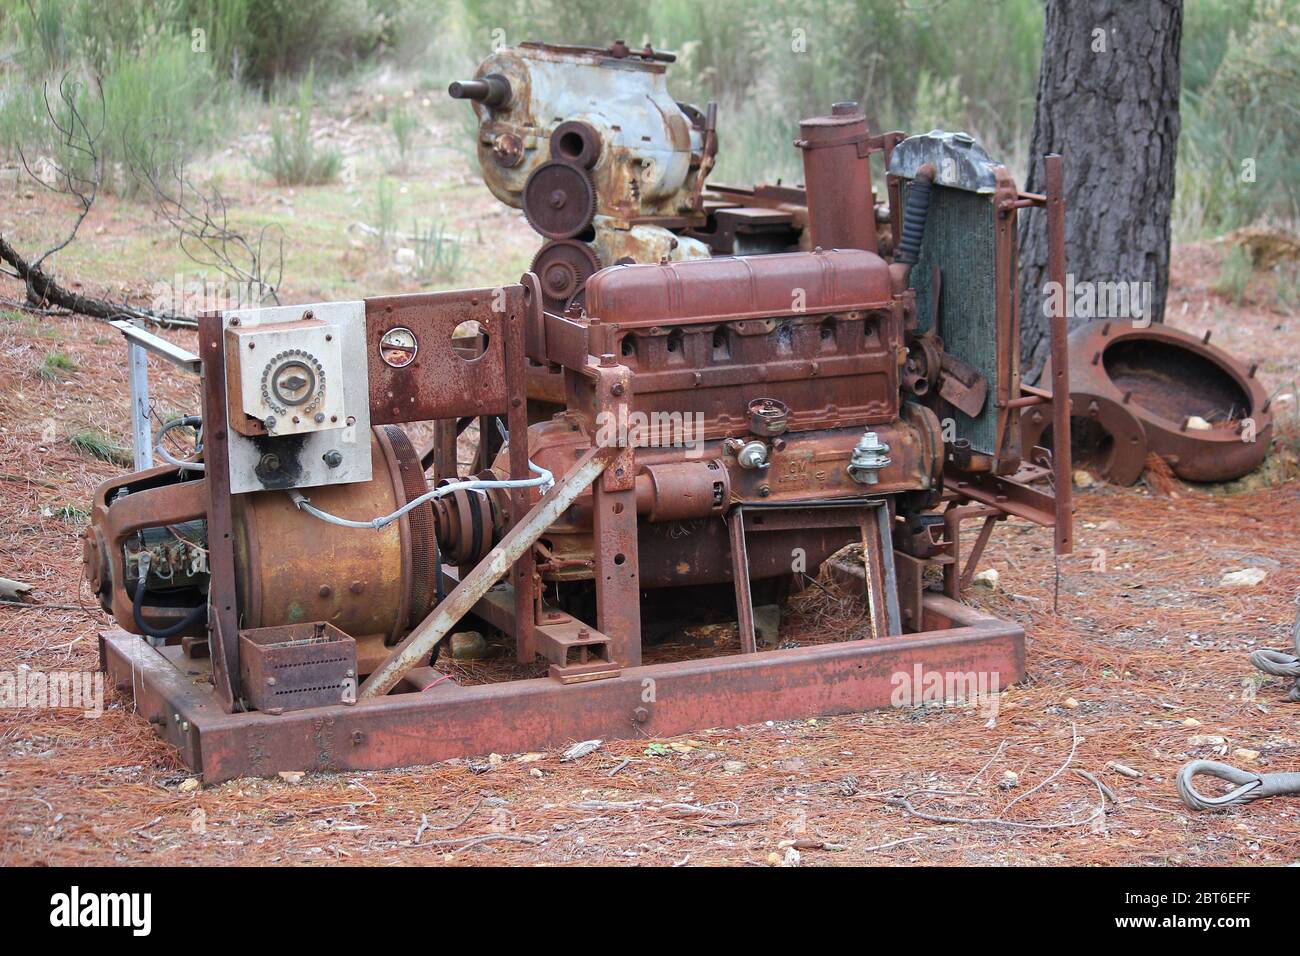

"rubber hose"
[132,573,207,641]
[895,166,936,266]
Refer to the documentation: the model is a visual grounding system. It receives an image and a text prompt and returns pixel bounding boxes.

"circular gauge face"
[270,359,316,406]
[379,327,419,368]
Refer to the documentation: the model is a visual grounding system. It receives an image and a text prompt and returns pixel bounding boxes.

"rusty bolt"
[633,707,649,723]
[350,581,364,595]
[611,382,625,396]
[259,452,281,472]
[758,484,772,498]
[318,585,332,598]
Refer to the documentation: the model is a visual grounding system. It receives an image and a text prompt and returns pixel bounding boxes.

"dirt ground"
[1,91,1298,865]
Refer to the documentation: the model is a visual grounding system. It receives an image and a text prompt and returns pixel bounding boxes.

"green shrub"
[70,429,132,466]
[254,68,341,186]
[411,218,462,283]
[389,103,418,168]
[38,350,76,381]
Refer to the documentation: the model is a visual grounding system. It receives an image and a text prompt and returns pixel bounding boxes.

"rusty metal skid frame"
[95,162,1066,783]
[101,594,1022,783]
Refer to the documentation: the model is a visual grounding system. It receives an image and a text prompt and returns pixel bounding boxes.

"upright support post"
[728,508,757,654]
[1045,153,1073,555]
[128,318,152,471]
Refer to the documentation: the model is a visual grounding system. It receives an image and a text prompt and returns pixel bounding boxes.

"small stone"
[178,778,200,793]
[450,630,490,660]
[1189,735,1226,747]
[1063,697,1080,709]
[529,768,543,778]
[1073,469,1096,488]
[972,568,1000,589]
[782,847,801,867]
[722,760,747,773]
[998,770,1020,790]
[1233,748,1261,763]
[1182,717,1202,727]
[767,852,781,866]
[561,739,602,762]
[1220,568,1267,588]
[278,771,305,784]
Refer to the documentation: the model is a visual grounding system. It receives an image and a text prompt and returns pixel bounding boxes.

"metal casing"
[466,43,705,222]
[221,300,372,494]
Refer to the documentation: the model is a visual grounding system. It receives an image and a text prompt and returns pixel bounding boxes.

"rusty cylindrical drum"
[797,102,877,253]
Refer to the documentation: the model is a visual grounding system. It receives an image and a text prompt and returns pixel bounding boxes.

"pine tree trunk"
[1018,0,1183,383]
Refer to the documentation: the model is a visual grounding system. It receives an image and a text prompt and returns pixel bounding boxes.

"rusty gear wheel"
[522,161,597,239]
[531,239,602,313]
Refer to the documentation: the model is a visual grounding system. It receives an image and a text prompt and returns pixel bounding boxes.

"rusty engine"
[83,41,1073,781]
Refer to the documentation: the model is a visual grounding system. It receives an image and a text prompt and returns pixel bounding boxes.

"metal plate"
[222,300,372,494]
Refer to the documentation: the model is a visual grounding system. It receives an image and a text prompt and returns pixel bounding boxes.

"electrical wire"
[155,416,205,472]
[288,420,553,532]
[130,553,206,641]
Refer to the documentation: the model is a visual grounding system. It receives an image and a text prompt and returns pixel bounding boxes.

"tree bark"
[1018,0,1182,383]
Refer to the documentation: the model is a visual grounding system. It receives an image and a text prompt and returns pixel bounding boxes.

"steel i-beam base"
[100,594,1024,784]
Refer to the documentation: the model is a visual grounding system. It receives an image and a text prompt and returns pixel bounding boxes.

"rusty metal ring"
[550,120,601,169]
[1019,393,1149,486]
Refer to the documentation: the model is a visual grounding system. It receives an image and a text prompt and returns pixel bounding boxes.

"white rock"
[1189,735,1227,747]
[1233,748,1261,763]
[278,771,305,784]
[722,760,747,773]
[178,777,200,793]
[1220,568,1267,588]
[1185,415,1212,431]
[561,739,602,762]
[1073,469,1096,488]
[972,568,1000,589]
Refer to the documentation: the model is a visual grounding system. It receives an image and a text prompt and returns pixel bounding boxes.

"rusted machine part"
[83,467,209,635]
[550,119,601,168]
[454,41,710,227]
[1041,320,1272,483]
[430,481,497,566]
[522,161,598,239]
[1019,393,1149,486]
[85,427,443,661]
[233,426,439,651]
[797,102,877,254]
[101,591,1025,783]
[531,239,602,313]
[506,410,941,590]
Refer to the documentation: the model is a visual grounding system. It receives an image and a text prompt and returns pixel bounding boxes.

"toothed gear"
[522,161,597,239]
[531,239,602,312]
